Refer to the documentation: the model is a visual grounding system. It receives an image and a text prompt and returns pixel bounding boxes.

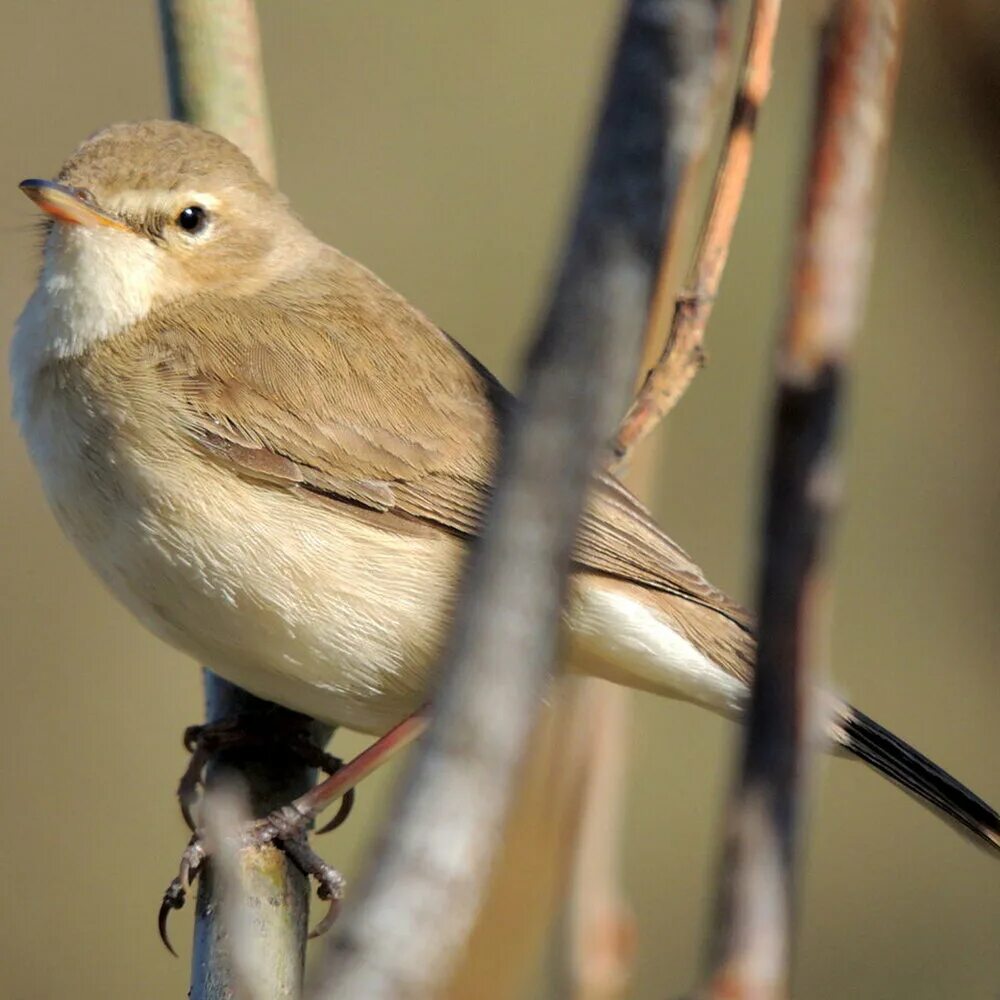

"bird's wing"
[146,252,751,633]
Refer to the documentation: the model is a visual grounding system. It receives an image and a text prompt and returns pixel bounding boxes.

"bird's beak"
[19,179,130,232]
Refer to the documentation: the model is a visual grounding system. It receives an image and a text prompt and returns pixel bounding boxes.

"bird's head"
[19,119,316,345]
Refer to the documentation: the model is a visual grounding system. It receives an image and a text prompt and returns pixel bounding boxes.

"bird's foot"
[160,708,430,955]
[177,716,354,832]
[158,804,347,954]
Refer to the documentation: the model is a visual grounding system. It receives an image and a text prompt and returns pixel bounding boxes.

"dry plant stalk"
[613,0,783,468]
[557,13,731,994]
[702,2,905,996]
[553,13,732,998]
[442,683,610,1000]
[633,3,733,383]
[317,2,726,997]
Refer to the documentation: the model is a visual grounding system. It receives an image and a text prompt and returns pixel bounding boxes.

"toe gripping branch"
[159,708,429,955]
[158,803,347,955]
[176,717,355,835]
[161,716,357,954]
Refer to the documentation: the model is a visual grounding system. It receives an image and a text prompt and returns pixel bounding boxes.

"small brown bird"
[12,120,999,851]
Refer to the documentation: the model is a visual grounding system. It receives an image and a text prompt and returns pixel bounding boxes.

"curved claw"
[308,857,346,938]
[308,893,343,940]
[307,749,355,835]
[157,838,206,955]
[279,837,346,938]
[316,787,355,835]
[179,800,197,834]
[158,878,186,956]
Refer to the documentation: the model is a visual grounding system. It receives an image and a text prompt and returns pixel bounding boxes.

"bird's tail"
[840,706,1000,854]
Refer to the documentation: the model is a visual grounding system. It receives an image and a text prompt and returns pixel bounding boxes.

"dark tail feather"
[841,707,1000,854]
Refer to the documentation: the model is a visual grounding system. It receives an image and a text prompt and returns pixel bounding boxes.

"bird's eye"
[76,188,97,206]
[176,205,209,234]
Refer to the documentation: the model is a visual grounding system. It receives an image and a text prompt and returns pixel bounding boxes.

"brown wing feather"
[144,249,751,632]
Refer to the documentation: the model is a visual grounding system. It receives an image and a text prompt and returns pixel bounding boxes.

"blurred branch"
[613,0,782,468]
[157,3,331,997]
[635,4,733,383]
[442,684,638,1000]
[441,683,604,1000]
[567,684,637,1000]
[702,2,905,996]
[317,2,727,997]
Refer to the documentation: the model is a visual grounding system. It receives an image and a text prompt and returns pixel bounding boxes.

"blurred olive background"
[1,2,997,997]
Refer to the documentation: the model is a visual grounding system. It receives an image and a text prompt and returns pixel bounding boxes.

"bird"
[11,119,998,854]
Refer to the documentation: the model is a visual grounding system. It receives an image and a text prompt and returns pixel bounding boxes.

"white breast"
[10,223,161,423]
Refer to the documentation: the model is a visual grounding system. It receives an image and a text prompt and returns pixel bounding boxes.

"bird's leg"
[177,713,349,832]
[160,707,429,951]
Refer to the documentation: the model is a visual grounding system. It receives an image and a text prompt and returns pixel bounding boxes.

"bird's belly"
[127,506,459,734]
[31,427,462,733]
[133,487,465,733]
[22,398,746,736]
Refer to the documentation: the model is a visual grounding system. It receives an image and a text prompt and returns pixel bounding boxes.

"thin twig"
[440,11,730,995]
[702,2,905,996]
[612,0,783,469]
[635,4,734,384]
[559,17,734,995]
[316,3,726,997]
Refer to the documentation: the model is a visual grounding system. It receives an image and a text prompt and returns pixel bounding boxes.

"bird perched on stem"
[12,120,999,854]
